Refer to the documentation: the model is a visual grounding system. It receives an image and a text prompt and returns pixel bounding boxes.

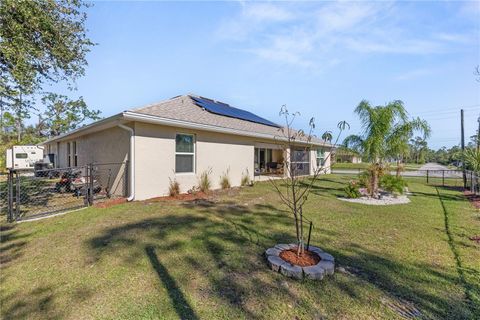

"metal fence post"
[89,164,94,205]
[15,171,20,219]
[426,170,429,184]
[7,170,14,222]
[471,171,474,192]
[442,170,445,187]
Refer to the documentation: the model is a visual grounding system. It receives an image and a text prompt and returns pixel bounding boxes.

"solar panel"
[190,96,280,128]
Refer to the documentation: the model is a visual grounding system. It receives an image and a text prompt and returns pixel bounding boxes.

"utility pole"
[477,114,480,151]
[461,109,466,188]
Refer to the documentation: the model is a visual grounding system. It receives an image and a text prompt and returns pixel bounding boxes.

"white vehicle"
[6,145,45,170]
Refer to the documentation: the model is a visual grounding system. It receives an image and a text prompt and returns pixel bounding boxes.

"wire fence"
[4,162,128,222]
[333,168,479,194]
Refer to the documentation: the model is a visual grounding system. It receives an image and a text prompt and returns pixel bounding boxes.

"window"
[290,148,310,176]
[175,134,195,173]
[316,149,325,167]
[73,141,78,167]
[67,142,71,167]
[15,153,28,159]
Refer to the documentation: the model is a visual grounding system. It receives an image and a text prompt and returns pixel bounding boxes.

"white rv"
[6,145,45,170]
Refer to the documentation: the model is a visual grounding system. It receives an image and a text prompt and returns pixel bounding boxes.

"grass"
[332,162,426,171]
[1,175,479,319]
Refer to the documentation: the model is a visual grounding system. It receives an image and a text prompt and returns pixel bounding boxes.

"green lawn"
[1,175,479,319]
[332,162,426,171]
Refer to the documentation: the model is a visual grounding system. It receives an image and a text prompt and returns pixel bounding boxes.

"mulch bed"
[279,248,321,267]
[146,191,209,203]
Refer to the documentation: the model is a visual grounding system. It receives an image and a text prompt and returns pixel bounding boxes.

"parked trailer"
[6,145,45,170]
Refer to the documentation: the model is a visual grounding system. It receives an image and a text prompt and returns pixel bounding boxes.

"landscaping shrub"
[220,169,231,189]
[344,180,361,198]
[380,174,407,195]
[198,169,212,193]
[241,169,250,186]
[168,178,180,197]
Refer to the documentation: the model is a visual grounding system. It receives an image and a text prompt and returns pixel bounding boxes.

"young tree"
[269,106,348,256]
[41,93,100,137]
[343,100,430,197]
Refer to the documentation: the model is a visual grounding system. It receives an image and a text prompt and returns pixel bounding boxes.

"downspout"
[118,124,135,201]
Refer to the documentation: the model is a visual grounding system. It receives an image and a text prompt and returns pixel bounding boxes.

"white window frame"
[73,141,78,167]
[175,133,196,174]
[316,149,325,167]
[290,148,310,176]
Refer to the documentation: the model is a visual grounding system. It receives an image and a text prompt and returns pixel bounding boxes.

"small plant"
[198,169,212,193]
[168,178,180,197]
[241,169,250,186]
[219,169,231,189]
[344,180,361,198]
[380,174,407,195]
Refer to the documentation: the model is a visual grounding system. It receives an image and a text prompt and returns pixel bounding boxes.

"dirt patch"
[94,198,127,208]
[279,248,320,267]
[464,191,480,209]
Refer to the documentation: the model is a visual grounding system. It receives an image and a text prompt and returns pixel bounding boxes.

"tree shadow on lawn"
[145,245,199,320]
[0,224,31,267]
[83,199,479,319]
[86,207,301,319]
[1,285,66,320]
[328,243,479,319]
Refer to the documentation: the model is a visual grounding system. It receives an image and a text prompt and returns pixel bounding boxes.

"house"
[333,149,362,164]
[42,94,333,201]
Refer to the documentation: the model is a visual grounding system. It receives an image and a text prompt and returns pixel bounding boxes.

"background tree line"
[0,0,98,170]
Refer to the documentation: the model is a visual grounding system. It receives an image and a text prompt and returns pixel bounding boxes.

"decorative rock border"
[265,243,335,280]
[338,194,410,206]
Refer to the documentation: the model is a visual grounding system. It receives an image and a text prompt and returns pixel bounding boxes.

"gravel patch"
[338,194,410,205]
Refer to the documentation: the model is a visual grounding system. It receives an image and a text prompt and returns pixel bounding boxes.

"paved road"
[418,163,450,171]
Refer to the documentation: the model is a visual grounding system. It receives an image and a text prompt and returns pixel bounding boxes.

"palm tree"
[343,100,430,197]
[464,148,480,172]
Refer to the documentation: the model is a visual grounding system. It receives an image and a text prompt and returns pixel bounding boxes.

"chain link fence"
[333,168,479,194]
[4,162,128,222]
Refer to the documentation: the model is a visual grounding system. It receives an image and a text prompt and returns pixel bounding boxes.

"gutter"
[117,124,135,201]
[122,111,332,147]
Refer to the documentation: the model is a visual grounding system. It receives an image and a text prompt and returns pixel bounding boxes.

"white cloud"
[216,1,476,68]
[243,3,293,22]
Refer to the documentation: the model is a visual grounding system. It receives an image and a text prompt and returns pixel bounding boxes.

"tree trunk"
[372,165,379,198]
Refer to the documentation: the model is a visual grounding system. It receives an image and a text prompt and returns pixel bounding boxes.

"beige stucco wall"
[134,122,255,200]
[44,121,332,201]
[44,126,130,197]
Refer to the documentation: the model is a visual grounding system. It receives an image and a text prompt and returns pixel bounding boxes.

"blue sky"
[49,1,479,149]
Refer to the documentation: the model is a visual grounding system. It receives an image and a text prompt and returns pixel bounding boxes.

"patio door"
[254,148,273,173]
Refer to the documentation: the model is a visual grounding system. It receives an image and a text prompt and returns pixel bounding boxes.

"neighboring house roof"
[42,94,331,147]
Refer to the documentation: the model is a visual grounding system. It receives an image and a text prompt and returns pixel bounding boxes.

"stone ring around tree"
[265,244,335,280]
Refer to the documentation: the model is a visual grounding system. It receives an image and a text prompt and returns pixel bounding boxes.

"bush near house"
[198,169,212,192]
[168,178,180,197]
[344,180,361,198]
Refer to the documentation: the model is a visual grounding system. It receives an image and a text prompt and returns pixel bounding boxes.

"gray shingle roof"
[132,94,328,145]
